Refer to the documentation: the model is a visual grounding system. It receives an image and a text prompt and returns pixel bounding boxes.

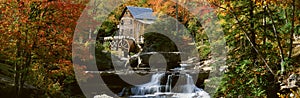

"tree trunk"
[250,0,257,64]
[288,0,295,61]
[15,34,22,98]
[266,5,285,74]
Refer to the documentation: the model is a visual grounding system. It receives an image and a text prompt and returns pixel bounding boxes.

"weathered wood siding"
[118,7,155,44]
[119,10,134,38]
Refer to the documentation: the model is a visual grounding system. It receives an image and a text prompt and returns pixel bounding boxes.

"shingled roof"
[122,6,156,20]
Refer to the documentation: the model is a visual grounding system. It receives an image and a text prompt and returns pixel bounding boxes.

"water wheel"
[108,38,137,59]
[118,39,135,52]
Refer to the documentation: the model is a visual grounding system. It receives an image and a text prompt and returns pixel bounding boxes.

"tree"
[0,0,88,97]
[212,0,300,97]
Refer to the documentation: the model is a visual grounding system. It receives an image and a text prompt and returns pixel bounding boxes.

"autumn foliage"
[0,0,88,97]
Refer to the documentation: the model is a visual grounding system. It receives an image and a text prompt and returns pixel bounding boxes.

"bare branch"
[266,5,285,64]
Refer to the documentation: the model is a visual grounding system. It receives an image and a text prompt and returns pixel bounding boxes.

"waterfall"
[166,74,173,92]
[126,72,210,98]
[131,73,165,95]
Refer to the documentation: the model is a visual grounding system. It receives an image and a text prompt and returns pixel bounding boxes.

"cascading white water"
[166,74,172,92]
[131,73,165,95]
[128,72,210,98]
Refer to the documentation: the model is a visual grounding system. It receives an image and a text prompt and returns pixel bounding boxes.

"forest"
[0,0,300,98]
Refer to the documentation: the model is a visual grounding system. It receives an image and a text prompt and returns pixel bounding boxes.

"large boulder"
[139,52,181,70]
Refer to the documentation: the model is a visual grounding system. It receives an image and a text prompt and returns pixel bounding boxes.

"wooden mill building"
[117,6,156,44]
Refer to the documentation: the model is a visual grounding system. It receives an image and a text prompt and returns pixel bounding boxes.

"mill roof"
[122,6,156,20]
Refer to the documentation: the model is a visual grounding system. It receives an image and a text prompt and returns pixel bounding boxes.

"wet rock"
[286,73,300,87]
[280,73,300,93]
[128,55,138,68]
[128,52,182,70]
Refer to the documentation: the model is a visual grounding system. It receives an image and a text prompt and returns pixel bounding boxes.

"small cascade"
[131,73,165,95]
[123,71,210,98]
[165,75,172,92]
